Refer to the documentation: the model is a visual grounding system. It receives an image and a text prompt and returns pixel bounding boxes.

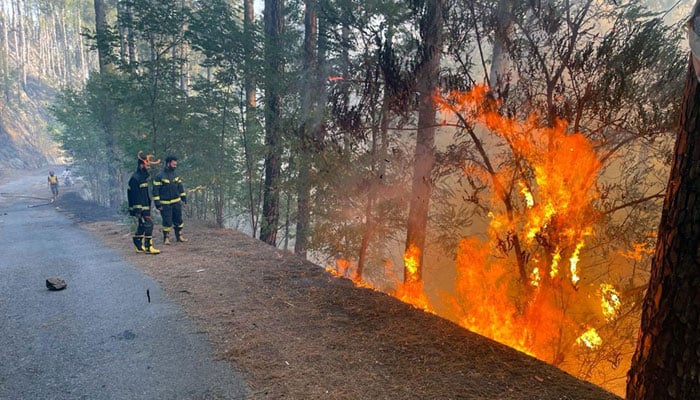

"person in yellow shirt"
[47,171,59,200]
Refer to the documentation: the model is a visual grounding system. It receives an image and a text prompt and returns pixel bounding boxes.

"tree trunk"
[59,6,71,87]
[626,59,700,399]
[177,0,188,91]
[404,0,443,283]
[77,6,88,82]
[294,0,318,258]
[50,8,59,81]
[357,31,393,280]
[259,0,285,246]
[94,0,121,209]
[357,85,390,281]
[488,0,514,98]
[215,89,231,229]
[14,0,26,91]
[120,0,137,66]
[242,0,259,237]
[117,0,127,62]
[94,0,113,74]
[1,3,10,99]
[10,0,18,92]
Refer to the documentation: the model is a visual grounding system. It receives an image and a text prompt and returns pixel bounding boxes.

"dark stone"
[46,277,67,291]
[114,330,136,340]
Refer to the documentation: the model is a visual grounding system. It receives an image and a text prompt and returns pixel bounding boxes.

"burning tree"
[434,86,612,363]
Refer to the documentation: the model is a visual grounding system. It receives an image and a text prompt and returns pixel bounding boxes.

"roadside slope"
[59,193,622,400]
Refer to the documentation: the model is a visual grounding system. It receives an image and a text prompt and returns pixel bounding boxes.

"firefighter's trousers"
[160,202,183,236]
[135,210,154,237]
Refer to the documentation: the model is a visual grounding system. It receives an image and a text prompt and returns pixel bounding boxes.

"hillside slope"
[52,189,623,400]
[0,77,60,171]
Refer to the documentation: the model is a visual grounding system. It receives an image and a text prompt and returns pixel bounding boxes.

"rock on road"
[0,170,249,399]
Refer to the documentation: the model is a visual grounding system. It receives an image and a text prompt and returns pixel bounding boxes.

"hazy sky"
[651,0,692,24]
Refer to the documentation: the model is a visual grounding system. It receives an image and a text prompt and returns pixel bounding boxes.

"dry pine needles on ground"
[58,194,620,400]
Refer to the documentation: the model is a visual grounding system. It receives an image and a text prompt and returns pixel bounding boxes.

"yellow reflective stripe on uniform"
[159,198,181,205]
[139,182,149,188]
[161,178,171,183]
[179,192,187,197]
[153,196,160,200]
[129,205,148,210]
[153,181,162,186]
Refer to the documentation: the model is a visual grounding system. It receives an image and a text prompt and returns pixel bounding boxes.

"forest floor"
[52,185,623,400]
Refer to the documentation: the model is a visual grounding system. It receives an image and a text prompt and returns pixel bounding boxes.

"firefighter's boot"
[163,231,171,245]
[175,229,188,243]
[132,236,145,253]
[144,236,161,254]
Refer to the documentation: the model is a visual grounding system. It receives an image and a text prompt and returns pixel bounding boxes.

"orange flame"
[530,266,541,287]
[395,281,433,312]
[323,84,639,395]
[600,284,622,321]
[435,84,604,360]
[403,243,420,282]
[569,240,584,286]
[519,181,535,208]
[576,327,602,349]
[550,249,561,278]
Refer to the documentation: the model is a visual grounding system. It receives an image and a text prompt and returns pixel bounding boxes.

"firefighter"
[127,154,161,254]
[153,155,188,245]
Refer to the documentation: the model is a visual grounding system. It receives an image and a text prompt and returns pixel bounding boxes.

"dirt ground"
[52,189,622,400]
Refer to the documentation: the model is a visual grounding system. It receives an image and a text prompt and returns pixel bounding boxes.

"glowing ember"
[600,283,621,321]
[576,327,602,349]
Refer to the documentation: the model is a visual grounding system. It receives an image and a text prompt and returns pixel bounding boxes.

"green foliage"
[50,86,109,204]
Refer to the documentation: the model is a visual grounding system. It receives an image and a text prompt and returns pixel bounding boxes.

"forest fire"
[324,84,634,394]
[433,85,614,361]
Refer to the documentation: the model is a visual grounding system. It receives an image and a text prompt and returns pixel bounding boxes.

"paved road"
[0,170,249,399]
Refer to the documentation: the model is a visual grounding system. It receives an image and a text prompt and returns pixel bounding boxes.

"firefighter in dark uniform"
[127,154,161,254]
[153,155,188,245]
